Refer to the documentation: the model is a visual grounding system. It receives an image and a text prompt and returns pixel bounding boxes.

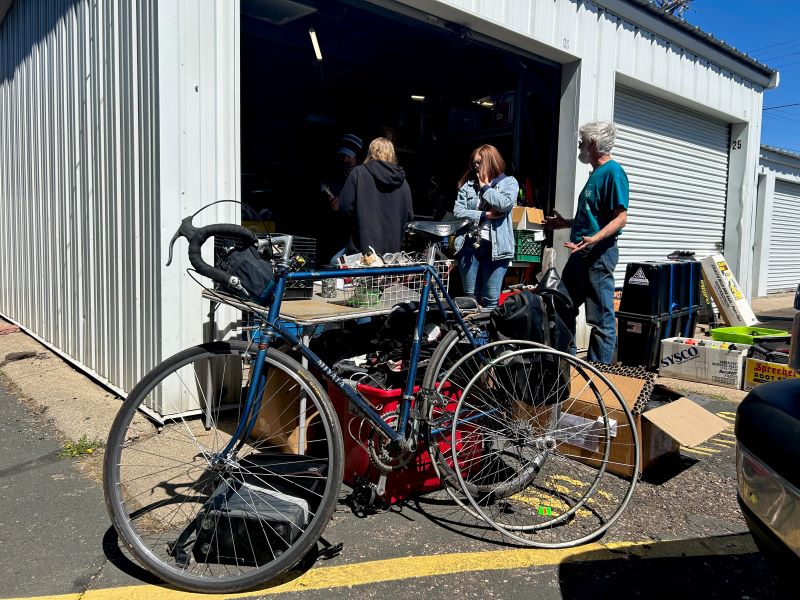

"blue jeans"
[561,241,619,364]
[457,240,509,309]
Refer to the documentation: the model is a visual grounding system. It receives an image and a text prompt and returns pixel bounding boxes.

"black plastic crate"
[616,310,673,370]
[670,305,700,339]
[214,232,316,300]
[276,233,315,300]
[619,261,691,316]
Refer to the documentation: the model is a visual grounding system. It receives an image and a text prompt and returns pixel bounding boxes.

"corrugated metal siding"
[767,180,800,293]
[0,0,159,393]
[613,88,730,285]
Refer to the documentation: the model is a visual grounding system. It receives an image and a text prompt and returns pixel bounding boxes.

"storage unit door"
[767,180,800,293]
[613,88,731,286]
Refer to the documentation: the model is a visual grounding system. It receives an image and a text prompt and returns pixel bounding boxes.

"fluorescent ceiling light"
[309,28,323,61]
[411,95,425,101]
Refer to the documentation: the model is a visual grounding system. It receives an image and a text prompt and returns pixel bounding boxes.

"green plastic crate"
[514,230,543,263]
[710,326,790,345]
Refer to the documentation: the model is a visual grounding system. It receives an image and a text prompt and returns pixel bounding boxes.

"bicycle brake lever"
[166,215,200,266]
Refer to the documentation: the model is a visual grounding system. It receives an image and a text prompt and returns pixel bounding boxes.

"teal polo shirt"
[570,159,629,243]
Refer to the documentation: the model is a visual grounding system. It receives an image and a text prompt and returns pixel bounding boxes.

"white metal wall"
[766,180,800,293]
[152,1,241,416]
[0,0,160,393]
[754,149,800,296]
[613,87,730,284]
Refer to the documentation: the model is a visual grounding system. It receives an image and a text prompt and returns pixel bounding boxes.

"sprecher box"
[700,254,758,327]
[559,375,726,478]
[744,359,800,390]
[511,207,545,239]
[659,337,750,389]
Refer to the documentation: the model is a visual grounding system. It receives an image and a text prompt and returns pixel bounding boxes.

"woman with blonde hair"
[453,144,518,308]
[339,137,414,255]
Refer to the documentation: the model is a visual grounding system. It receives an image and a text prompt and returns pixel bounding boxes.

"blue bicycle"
[103,210,638,593]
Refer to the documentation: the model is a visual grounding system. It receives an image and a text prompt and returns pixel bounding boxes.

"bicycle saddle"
[405,219,472,241]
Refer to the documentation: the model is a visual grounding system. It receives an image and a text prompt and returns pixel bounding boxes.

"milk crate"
[514,230,543,263]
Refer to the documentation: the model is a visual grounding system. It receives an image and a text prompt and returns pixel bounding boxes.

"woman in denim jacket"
[453,145,518,308]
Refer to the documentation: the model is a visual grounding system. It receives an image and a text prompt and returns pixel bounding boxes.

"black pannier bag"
[191,453,328,567]
[488,268,576,406]
[216,243,275,305]
[535,266,576,353]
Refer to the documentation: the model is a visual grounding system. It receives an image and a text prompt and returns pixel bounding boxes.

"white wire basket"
[341,259,453,309]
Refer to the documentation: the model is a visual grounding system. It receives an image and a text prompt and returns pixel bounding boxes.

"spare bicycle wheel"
[446,343,639,548]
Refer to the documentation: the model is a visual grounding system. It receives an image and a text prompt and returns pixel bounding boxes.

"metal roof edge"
[599,0,778,89]
[761,145,800,162]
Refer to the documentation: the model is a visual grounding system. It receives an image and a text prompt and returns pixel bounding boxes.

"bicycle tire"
[103,341,343,593]
[423,331,546,499]
[422,327,479,492]
[450,346,638,548]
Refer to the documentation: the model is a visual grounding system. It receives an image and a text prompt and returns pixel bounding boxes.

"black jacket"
[339,160,414,255]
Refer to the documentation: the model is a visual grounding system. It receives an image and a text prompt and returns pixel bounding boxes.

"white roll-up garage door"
[767,180,800,293]
[612,88,731,285]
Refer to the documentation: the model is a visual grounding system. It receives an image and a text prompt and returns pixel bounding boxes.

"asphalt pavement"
[0,303,797,599]
[0,372,795,600]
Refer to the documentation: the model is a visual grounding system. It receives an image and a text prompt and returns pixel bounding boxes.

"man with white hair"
[544,121,629,363]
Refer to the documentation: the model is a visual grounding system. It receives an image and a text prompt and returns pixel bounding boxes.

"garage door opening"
[240,0,561,264]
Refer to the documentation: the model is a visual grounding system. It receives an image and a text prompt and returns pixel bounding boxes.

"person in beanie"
[320,133,363,263]
[339,137,414,256]
[545,121,629,364]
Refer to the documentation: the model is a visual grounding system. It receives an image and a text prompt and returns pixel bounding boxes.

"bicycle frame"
[221,258,478,456]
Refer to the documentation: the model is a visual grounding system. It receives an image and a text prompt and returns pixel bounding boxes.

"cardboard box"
[744,358,800,390]
[560,374,727,478]
[251,367,319,453]
[511,207,545,232]
[700,254,758,326]
[659,337,750,389]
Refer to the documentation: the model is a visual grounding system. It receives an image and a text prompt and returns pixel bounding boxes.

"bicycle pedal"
[318,542,344,560]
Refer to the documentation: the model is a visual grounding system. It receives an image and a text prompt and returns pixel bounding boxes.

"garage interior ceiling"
[239,0,561,254]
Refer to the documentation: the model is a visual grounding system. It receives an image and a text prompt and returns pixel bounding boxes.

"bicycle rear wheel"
[103,341,343,593]
[449,344,638,547]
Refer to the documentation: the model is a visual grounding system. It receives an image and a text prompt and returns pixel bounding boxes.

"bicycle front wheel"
[103,341,343,593]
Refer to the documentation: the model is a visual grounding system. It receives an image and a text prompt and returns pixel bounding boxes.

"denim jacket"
[453,175,518,260]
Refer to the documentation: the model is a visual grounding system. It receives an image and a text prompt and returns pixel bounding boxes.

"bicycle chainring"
[367,411,415,473]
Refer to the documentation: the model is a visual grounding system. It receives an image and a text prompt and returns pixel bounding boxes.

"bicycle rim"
[449,344,639,547]
[103,341,343,593]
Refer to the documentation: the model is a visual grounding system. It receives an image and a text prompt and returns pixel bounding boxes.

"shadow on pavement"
[101,525,325,591]
[640,453,698,486]
[558,534,794,599]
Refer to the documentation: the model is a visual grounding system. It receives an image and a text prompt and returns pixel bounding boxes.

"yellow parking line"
[717,411,737,422]
[5,534,758,600]
[710,439,736,447]
[681,446,714,456]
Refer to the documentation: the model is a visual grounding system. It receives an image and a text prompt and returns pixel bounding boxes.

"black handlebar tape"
[187,223,259,286]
